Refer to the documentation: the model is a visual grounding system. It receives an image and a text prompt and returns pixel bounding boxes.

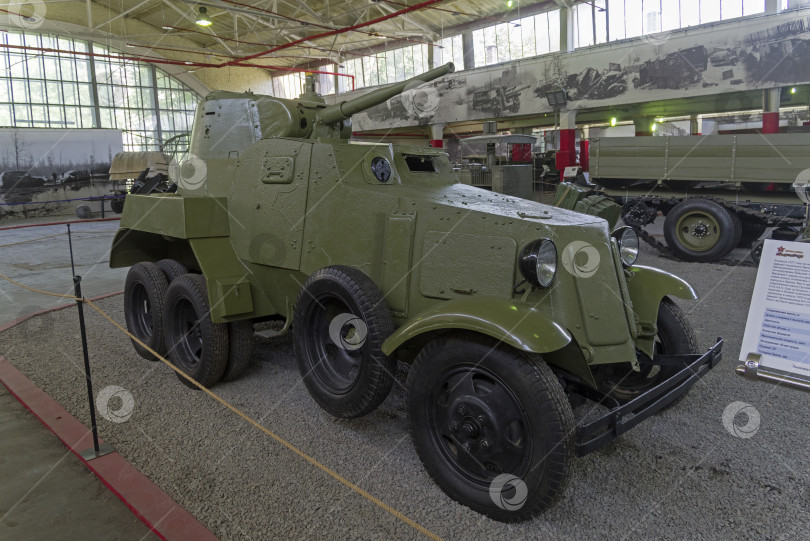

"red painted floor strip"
[0,302,218,541]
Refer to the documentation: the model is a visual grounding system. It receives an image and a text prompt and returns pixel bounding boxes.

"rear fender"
[109,229,197,270]
[626,265,698,356]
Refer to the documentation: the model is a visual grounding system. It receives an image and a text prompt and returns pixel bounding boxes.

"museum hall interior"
[1,1,809,539]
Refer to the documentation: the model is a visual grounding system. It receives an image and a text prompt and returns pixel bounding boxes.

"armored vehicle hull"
[110,64,721,521]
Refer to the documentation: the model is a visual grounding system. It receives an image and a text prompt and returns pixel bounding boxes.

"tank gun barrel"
[316,62,455,126]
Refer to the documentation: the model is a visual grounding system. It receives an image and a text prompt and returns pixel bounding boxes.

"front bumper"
[574,338,723,457]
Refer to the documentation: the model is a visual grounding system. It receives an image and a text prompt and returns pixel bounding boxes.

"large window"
[0,30,200,151]
[576,0,767,47]
[435,35,465,69]
[332,43,429,93]
[472,10,561,68]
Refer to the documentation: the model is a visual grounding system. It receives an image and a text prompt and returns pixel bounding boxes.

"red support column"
[579,140,589,172]
[762,88,780,134]
[555,129,576,171]
[762,112,780,134]
[429,123,445,148]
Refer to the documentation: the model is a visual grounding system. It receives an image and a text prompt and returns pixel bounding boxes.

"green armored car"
[110,63,722,521]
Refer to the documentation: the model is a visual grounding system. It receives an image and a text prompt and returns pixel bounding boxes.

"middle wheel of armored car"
[293,265,396,419]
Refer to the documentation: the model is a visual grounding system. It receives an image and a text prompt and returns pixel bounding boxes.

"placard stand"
[737,353,810,393]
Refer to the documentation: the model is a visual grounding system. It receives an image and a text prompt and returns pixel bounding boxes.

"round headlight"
[613,227,639,267]
[519,239,557,288]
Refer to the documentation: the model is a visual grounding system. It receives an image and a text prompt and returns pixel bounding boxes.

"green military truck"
[109,64,721,521]
[588,134,810,262]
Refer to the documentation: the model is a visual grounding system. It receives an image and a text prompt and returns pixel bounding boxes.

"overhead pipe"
[224,0,448,66]
[216,0,439,48]
[161,24,376,59]
[1,1,443,86]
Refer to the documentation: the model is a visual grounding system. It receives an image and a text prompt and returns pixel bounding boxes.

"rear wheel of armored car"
[663,198,741,262]
[596,297,699,404]
[407,334,574,522]
[163,274,229,388]
[221,320,254,382]
[156,259,188,283]
[157,260,253,382]
[293,265,396,418]
[124,262,169,361]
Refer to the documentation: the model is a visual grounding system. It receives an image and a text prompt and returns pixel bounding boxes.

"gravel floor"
[1,244,808,540]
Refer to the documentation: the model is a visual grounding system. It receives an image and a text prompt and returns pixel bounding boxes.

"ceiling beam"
[375,2,435,38]
[92,0,155,31]
[162,0,236,55]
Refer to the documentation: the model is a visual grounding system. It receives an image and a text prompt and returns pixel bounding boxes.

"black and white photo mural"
[349,10,810,131]
[0,128,123,215]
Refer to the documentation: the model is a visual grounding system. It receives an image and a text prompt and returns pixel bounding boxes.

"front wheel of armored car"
[596,297,699,404]
[407,334,575,522]
[124,262,169,361]
[163,274,229,388]
[293,265,396,418]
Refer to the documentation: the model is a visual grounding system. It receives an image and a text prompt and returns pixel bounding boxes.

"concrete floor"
[0,386,158,540]
[0,221,127,324]
[0,220,156,541]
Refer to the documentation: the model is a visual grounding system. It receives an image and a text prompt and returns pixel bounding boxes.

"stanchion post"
[67,224,113,460]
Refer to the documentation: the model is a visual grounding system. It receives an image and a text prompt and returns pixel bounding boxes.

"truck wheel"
[293,265,396,418]
[597,298,699,404]
[407,334,574,522]
[164,274,229,388]
[124,262,169,361]
[156,259,188,283]
[663,199,740,261]
[221,320,254,382]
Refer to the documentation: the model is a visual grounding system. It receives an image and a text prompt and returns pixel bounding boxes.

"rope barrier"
[0,268,443,541]
[0,272,80,300]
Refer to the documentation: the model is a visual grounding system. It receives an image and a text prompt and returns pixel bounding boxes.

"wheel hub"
[691,222,710,238]
[460,417,482,439]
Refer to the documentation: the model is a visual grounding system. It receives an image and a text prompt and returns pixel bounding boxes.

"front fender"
[626,265,697,355]
[381,296,572,356]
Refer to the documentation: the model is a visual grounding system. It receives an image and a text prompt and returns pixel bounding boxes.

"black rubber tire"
[407,333,574,522]
[293,265,396,418]
[663,198,740,262]
[596,298,699,404]
[156,259,188,283]
[221,320,254,382]
[123,262,169,361]
[729,210,743,249]
[621,200,658,229]
[164,274,229,388]
[110,196,125,214]
[738,220,767,248]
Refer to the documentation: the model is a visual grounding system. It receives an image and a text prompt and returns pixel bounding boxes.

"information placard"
[740,240,810,380]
